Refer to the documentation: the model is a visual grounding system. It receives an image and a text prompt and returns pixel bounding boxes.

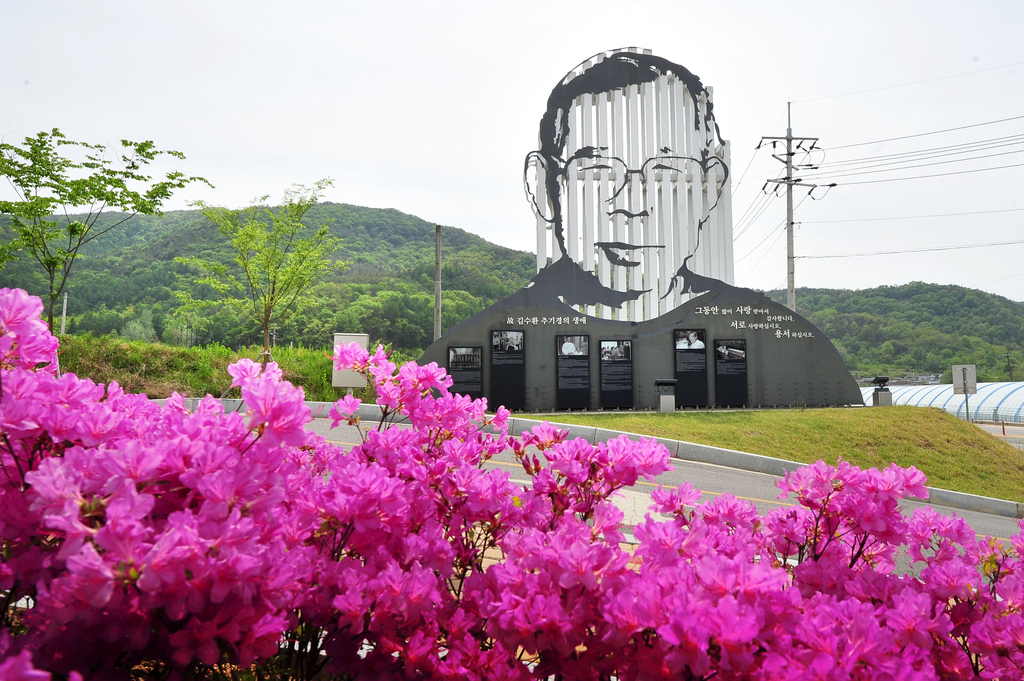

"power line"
[733,169,787,238]
[732,182,775,232]
[735,219,784,264]
[802,145,1024,181]
[735,196,810,265]
[795,61,1024,105]
[831,160,1024,186]
[734,105,790,193]
[816,133,1024,169]
[797,239,1024,260]
[823,114,1024,150]
[731,145,761,193]
[979,270,1024,285]
[802,207,1024,224]
[745,225,788,277]
[733,189,779,240]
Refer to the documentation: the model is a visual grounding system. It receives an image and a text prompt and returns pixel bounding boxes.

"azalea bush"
[2,285,1024,680]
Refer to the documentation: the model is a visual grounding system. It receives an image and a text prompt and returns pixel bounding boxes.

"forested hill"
[3,202,1021,381]
[768,283,1024,382]
[0,202,536,352]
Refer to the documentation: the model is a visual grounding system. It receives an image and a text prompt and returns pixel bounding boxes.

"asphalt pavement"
[976,421,1024,451]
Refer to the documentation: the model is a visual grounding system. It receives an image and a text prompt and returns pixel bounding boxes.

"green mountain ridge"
[0,202,535,351]
[767,284,1024,382]
[1,204,1020,381]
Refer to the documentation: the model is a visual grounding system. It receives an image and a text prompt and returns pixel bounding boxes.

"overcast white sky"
[4,1,1024,301]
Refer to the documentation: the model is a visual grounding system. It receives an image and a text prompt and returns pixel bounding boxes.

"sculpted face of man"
[524,50,731,308]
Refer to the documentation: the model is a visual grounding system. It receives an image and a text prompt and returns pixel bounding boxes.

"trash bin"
[655,379,677,413]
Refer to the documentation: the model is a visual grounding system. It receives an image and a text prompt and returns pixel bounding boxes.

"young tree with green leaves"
[177,180,344,364]
[0,128,209,328]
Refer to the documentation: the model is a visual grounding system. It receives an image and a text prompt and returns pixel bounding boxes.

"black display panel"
[447,346,483,400]
[490,330,525,411]
[556,334,590,410]
[599,340,633,409]
[674,329,708,407]
[714,339,747,407]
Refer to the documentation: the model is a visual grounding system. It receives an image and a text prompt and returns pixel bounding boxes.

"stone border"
[169,399,1024,520]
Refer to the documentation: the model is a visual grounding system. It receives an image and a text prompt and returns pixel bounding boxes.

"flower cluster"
[2,286,1024,680]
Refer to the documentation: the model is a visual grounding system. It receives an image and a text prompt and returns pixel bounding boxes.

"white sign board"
[952,364,977,395]
[332,333,370,389]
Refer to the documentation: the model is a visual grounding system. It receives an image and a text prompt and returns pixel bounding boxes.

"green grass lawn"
[59,335,343,402]
[547,407,1024,502]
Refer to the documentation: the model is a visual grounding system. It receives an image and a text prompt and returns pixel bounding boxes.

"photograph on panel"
[714,339,746,360]
[675,329,706,350]
[600,340,632,361]
[557,335,589,356]
[448,346,482,368]
[492,330,524,351]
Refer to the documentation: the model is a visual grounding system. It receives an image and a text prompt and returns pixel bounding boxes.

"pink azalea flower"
[328,394,362,428]
[7,287,1024,680]
[226,358,263,388]
[168,616,222,666]
[241,374,311,447]
[0,649,52,681]
[332,341,370,371]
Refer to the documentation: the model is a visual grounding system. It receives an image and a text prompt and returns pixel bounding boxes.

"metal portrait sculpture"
[525,49,739,320]
[421,49,862,411]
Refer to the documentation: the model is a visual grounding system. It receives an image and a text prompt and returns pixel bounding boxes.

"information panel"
[674,329,708,407]
[599,340,633,409]
[714,339,747,407]
[490,330,526,411]
[447,346,483,400]
[556,334,590,410]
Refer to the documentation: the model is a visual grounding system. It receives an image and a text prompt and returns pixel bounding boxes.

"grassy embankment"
[59,335,345,402]
[549,407,1024,502]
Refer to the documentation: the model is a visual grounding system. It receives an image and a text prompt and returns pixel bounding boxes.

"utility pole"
[760,103,823,311]
[58,292,67,333]
[434,225,442,341]
[962,366,971,422]
[1009,352,1015,382]
[786,120,794,311]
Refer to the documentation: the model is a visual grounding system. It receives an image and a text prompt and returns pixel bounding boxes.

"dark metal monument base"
[420,284,864,413]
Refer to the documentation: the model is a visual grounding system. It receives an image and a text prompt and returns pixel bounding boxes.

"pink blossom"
[4,287,1024,679]
[328,394,362,427]
[0,650,51,681]
[241,372,311,447]
[331,341,370,371]
[168,617,222,666]
[226,358,262,388]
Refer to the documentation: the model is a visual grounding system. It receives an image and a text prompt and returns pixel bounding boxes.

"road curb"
[169,399,1024,520]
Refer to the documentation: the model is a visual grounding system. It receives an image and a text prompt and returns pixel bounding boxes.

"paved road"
[309,418,1023,541]
[976,422,1024,450]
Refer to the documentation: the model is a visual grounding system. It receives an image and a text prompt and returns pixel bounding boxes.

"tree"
[0,128,209,328]
[178,180,343,363]
[119,308,158,342]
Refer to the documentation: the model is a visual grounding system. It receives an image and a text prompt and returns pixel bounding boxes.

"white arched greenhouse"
[860,382,1024,423]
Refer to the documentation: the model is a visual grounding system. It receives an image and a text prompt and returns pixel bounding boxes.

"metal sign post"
[952,364,977,422]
